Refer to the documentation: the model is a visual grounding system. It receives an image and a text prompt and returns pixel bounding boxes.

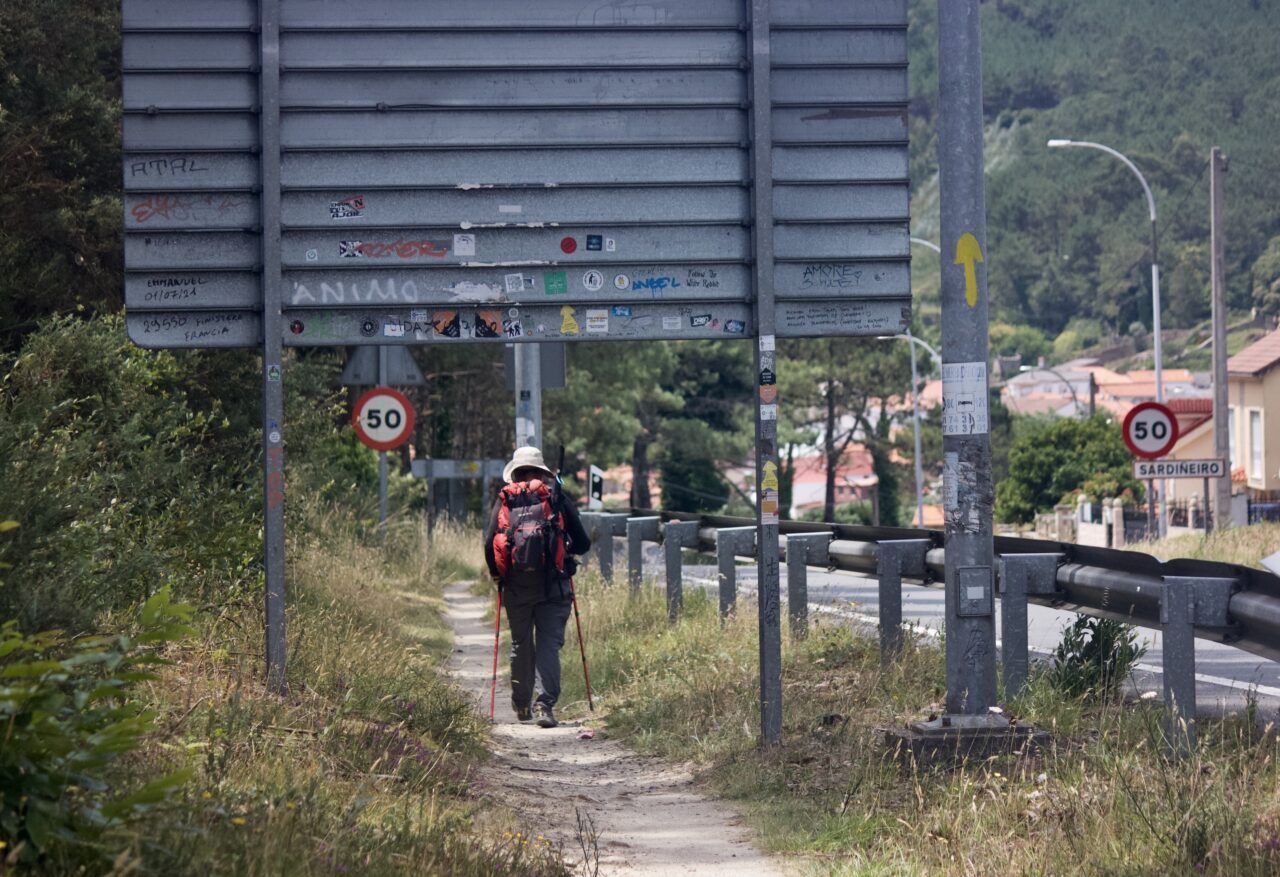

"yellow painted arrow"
[954,233,984,307]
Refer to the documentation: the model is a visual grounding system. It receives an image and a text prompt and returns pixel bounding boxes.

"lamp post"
[878,332,941,528]
[1017,364,1092,417]
[1047,138,1163,533]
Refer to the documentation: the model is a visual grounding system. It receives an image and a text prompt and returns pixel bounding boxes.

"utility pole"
[937,0,998,716]
[1210,147,1230,531]
[514,342,543,450]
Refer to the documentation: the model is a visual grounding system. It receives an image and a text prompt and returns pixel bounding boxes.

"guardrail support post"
[876,540,932,664]
[626,516,661,595]
[585,513,629,583]
[996,553,1061,697]
[662,521,701,621]
[1160,575,1235,756]
[715,526,756,620]
[785,533,831,640]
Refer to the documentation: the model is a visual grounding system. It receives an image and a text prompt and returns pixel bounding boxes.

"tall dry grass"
[78,508,568,876]
[1147,521,1280,568]
[571,568,1280,876]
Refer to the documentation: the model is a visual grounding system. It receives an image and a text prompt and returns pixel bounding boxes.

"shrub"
[0,587,194,865]
[1046,614,1146,700]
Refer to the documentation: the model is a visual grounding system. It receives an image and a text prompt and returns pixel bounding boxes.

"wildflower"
[201,791,213,799]
[231,817,247,826]
[1141,691,1158,700]
[285,801,296,810]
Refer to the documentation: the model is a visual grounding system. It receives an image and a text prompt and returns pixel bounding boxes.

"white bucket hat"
[502,446,555,483]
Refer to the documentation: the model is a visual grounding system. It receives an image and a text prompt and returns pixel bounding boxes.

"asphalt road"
[650,550,1280,718]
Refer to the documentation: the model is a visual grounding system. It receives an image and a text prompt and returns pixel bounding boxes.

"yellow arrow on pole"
[954,233,984,307]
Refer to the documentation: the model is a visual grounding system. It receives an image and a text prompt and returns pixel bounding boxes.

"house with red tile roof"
[1226,330,1280,499]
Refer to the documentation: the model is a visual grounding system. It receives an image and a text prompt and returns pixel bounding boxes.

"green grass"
[52,511,569,876]
[572,571,1280,876]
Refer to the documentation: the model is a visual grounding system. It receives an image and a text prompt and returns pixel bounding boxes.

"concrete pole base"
[883,714,1049,768]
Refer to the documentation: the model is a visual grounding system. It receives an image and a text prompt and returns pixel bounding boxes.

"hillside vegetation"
[908,0,1280,339]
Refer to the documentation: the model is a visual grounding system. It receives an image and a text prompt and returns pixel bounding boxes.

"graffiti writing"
[128,156,210,177]
[338,239,450,259]
[684,268,720,290]
[130,194,249,224]
[291,278,431,305]
[632,276,681,292]
[801,264,863,290]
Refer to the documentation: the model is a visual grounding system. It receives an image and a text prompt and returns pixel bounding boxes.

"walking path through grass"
[444,581,785,876]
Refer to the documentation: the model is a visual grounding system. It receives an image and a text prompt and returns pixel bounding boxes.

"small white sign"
[942,362,989,436]
[759,334,775,352]
[585,309,609,334]
[662,316,681,331]
[759,404,777,421]
[504,273,524,295]
[944,452,959,510]
[453,233,476,257]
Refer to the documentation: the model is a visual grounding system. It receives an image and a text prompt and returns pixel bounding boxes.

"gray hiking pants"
[505,592,573,710]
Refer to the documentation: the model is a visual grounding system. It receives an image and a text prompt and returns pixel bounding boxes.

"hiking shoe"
[513,702,533,722]
[533,703,558,728]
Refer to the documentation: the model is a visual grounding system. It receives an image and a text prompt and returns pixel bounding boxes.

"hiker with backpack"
[483,446,591,728]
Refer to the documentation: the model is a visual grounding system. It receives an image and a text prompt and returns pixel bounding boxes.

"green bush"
[1046,614,1146,700]
[0,587,194,865]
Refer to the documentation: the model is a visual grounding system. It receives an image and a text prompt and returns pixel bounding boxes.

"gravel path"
[444,581,785,876]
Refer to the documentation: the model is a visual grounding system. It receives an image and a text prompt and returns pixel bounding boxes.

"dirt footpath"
[444,582,785,876]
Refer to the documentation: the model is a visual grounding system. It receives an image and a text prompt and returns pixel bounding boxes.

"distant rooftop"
[1227,330,1280,377]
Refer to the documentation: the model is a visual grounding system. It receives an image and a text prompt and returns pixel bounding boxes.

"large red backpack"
[492,479,567,582]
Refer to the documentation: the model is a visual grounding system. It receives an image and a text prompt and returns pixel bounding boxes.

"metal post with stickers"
[120,0,912,732]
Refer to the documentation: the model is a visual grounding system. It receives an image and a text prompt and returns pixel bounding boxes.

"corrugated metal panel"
[279,148,748,188]
[123,0,911,348]
[283,263,752,305]
[280,0,747,29]
[284,228,750,269]
[280,187,750,228]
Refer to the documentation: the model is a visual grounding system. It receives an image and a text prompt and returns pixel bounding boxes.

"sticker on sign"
[351,386,415,451]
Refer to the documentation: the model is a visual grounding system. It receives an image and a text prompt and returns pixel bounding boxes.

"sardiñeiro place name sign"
[1133,458,1227,480]
[121,0,911,348]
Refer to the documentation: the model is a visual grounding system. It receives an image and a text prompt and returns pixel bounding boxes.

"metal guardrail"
[579,508,1280,741]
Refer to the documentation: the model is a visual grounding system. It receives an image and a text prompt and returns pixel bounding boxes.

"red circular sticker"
[560,237,578,254]
[1122,401,1179,460]
[351,386,416,451]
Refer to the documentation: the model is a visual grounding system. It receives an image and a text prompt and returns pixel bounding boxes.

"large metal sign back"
[123,0,910,348]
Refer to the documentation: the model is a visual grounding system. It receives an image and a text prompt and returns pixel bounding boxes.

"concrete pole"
[514,342,543,450]
[1210,147,1231,530]
[937,0,998,716]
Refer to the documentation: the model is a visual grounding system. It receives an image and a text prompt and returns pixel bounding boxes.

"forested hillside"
[908,0,1280,337]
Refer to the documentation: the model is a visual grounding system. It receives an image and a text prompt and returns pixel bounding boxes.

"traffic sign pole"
[938,0,998,717]
[748,0,782,747]
[378,346,388,532]
[259,0,287,695]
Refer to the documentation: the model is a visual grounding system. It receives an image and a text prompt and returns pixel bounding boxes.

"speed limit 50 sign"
[352,387,415,451]
[1122,401,1179,460]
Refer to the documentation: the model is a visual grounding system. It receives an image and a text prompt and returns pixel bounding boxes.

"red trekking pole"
[489,587,502,721]
[569,580,594,712]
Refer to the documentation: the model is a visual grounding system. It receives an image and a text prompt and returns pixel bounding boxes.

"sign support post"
[259,0,287,694]
[748,0,782,746]
[378,346,388,531]
[515,342,543,451]
[937,0,997,717]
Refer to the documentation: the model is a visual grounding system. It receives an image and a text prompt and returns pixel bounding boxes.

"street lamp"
[911,236,942,255]
[1046,139,1162,403]
[1048,138,1165,536]
[877,333,941,528]
[1016,364,1093,417]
